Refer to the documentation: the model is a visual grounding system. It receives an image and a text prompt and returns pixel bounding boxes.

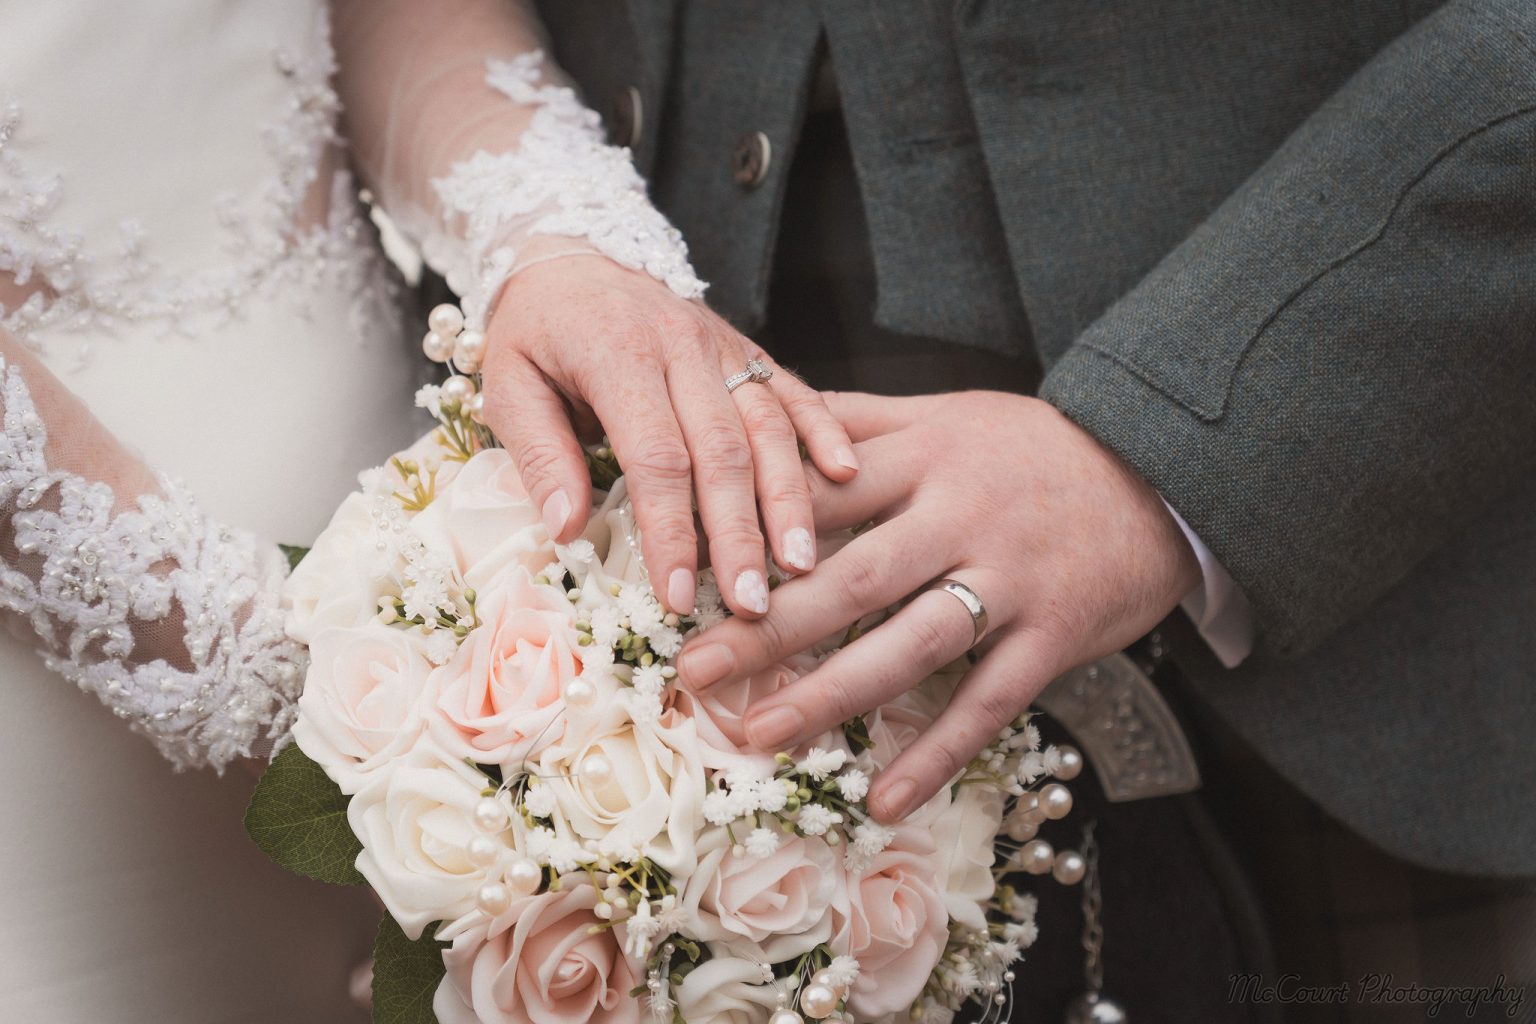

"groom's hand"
[675,390,1201,823]
[480,255,858,619]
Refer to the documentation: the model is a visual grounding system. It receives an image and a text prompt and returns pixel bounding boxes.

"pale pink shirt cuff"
[1160,499,1255,668]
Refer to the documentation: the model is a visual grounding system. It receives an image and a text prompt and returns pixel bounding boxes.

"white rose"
[408,447,556,590]
[534,715,707,876]
[929,784,1003,932]
[679,825,837,963]
[673,957,781,1024]
[589,480,648,585]
[291,622,433,794]
[283,491,399,645]
[349,740,509,939]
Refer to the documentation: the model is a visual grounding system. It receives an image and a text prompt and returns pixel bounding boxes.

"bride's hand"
[479,255,858,618]
[675,390,1202,822]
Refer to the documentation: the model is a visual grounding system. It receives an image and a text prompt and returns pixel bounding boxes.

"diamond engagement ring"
[725,358,774,393]
[929,578,989,648]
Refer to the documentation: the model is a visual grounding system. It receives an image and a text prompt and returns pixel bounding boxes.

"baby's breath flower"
[423,629,459,665]
[796,804,841,836]
[795,747,848,780]
[835,767,869,802]
[744,827,780,858]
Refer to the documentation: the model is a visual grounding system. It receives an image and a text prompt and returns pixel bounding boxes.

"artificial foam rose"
[672,957,783,1024]
[283,491,401,645]
[671,653,822,770]
[831,823,951,1019]
[427,567,582,766]
[349,741,510,939]
[407,447,554,591]
[534,715,707,876]
[930,785,1004,932]
[291,622,434,795]
[433,881,639,1024]
[679,826,837,963]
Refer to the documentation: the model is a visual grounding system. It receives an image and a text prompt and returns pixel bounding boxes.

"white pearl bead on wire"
[1039,782,1074,820]
[464,834,502,867]
[476,881,513,915]
[1019,838,1055,875]
[428,302,465,338]
[1052,849,1088,885]
[453,328,487,374]
[800,984,839,1019]
[507,857,543,896]
[422,330,454,363]
[581,753,614,785]
[1053,744,1084,781]
[472,796,509,833]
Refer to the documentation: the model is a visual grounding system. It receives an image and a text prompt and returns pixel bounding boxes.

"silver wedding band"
[725,358,774,393]
[929,578,988,649]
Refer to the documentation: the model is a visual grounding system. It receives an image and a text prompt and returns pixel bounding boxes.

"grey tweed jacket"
[534,0,1536,877]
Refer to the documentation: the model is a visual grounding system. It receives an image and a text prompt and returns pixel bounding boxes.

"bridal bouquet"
[247,306,1081,1024]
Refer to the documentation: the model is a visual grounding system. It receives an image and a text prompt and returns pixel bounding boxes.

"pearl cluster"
[766,966,852,1024]
[466,794,543,916]
[421,302,487,423]
[1004,744,1087,884]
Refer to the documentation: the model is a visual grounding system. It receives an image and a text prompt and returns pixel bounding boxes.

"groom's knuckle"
[834,549,881,603]
[971,687,1018,733]
[819,675,860,720]
[922,741,965,782]
[906,614,953,667]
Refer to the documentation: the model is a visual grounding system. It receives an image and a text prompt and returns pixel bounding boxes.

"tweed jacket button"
[732,131,772,189]
[607,86,643,148]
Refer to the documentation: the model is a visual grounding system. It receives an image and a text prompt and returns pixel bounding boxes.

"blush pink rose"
[863,687,945,772]
[671,653,820,769]
[831,824,950,1019]
[433,883,639,1024]
[680,827,837,962]
[427,568,581,765]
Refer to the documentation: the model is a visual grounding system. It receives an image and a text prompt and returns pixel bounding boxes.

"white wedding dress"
[0,5,421,1022]
[0,2,704,1021]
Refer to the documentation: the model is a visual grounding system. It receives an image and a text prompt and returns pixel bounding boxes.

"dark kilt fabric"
[756,101,1536,1024]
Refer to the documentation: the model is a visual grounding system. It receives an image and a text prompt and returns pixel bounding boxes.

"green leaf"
[244,742,365,885]
[372,916,447,1024]
[278,543,310,571]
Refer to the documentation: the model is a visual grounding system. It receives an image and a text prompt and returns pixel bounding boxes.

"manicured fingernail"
[877,779,917,821]
[746,705,805,749]
[541,490,571,539]
[782,528,814,572]
[678,642,734,690]
[835,446,859,472]
[734,570,769,614]
[667,568,696,615]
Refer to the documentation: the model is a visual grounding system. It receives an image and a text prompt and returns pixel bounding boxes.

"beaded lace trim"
[426,52,706,329]
[0,358,305,770]
[0,10,398,357]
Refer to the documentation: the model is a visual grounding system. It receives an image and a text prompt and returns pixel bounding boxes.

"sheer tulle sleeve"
[0,333,303,771]
[330,0,705,332]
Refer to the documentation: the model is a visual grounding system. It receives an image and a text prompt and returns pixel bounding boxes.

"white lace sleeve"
[0,342,303,772]
[331,0,705,331]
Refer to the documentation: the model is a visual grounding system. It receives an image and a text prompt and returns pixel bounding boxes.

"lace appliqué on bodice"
[425,52,706,329]
[0,358,304,770]
[0,11,397,357]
